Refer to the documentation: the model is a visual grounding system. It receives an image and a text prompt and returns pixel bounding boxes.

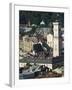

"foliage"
[19,11,64,27]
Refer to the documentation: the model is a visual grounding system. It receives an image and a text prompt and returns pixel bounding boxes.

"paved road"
[20,56,52,64]
[19,55,64,64]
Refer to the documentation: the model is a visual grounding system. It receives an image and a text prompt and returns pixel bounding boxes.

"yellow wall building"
[23,36,33,53]
[47,34,53,48]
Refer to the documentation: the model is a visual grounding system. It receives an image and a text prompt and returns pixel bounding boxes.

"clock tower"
[53,22,59,57]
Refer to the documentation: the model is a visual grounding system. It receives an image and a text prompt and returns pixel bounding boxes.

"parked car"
[20,65,41,79]
[19,65,49,79]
